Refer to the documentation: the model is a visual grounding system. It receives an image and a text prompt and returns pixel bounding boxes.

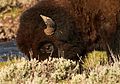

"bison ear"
[40,15,55,27]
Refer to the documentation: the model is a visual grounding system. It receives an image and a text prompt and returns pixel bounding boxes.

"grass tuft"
[83,51,108,70]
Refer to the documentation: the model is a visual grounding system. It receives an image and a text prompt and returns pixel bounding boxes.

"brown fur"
[16,0,79,60]
[16,0,120,61]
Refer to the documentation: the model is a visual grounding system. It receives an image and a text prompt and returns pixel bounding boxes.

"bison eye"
[39,43,54,54]
[46,46,50,50]
[45,43,54,53]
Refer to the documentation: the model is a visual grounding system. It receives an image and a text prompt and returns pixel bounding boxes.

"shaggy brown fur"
[110,11,120,57]
[16,0,120,61]
[16,0,80,60]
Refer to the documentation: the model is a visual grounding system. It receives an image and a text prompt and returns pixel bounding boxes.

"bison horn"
[40,15,56,35]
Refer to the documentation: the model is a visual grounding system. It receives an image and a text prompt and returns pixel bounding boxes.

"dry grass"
[0,51,120,84]
[0,57,79,83]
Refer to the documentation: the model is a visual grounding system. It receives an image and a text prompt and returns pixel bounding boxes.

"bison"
[16,0,120,61]
[16,0,84,61]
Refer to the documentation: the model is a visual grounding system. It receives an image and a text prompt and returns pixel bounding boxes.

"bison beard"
[16,0,120,62]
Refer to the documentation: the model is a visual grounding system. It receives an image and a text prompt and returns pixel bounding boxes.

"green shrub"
[83,51,108,69]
